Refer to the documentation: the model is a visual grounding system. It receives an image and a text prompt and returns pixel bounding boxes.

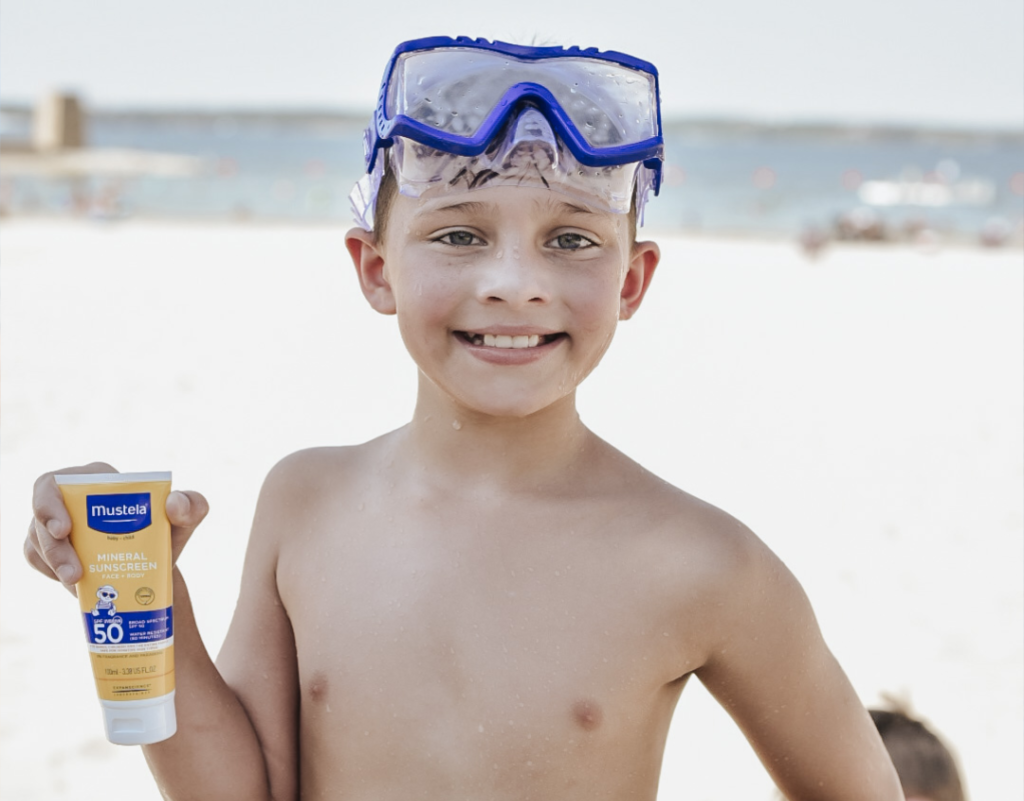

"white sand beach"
[1,220,1020,800]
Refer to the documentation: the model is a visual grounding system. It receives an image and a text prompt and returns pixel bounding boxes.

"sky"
[1,0,1022,129]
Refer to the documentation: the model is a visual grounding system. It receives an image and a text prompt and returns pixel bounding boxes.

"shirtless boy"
[25,37,902,800]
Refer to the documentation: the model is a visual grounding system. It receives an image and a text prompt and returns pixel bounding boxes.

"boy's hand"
[24,463,209,594]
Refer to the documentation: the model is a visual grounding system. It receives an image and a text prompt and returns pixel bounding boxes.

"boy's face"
[346,184,659,419]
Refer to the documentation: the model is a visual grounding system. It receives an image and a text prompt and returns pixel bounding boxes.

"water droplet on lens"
[452,420,462,430]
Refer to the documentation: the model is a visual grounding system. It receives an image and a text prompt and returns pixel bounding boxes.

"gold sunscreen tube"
[56,472,176,745]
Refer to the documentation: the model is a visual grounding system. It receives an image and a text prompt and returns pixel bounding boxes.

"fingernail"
[46,519,63,537]
[168,491,189,514]
[57,565,75,584]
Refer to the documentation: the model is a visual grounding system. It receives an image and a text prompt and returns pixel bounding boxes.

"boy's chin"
[447,387,575,421]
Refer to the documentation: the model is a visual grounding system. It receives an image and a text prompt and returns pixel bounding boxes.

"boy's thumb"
[166,491,209,558]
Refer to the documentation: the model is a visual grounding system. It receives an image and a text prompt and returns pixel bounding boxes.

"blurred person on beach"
[870,700,967,801]
[24,36,901,800]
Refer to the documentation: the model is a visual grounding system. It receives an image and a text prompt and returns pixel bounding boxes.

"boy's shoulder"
[256,437,781,613]
[609,454,774,595]
[260,433,405,492]
[263,441,375,486]
[249,440,389,533]
[540,439,785,642]
[263,436,773,557]
[589,438,767,556]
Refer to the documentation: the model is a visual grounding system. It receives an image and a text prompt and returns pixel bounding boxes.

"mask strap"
[350,128,386,231]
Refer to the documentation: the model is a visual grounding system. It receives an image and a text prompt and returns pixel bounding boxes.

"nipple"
[571,698,603,731]
[308,671,330,704]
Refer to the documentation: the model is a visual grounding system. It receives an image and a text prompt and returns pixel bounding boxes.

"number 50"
[93,620,124,644]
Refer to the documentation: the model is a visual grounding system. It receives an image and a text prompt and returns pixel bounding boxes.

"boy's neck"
[396,379,594,493]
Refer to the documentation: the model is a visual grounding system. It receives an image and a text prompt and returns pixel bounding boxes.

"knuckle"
[23,538,56,578]
[32,471,55,492]
[38,537,65,561]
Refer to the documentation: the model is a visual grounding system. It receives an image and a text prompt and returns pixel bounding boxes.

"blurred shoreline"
[2,101,1021,248]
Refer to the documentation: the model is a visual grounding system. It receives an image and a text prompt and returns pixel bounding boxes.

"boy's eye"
[437,230,481,247]
[549,232,596,250]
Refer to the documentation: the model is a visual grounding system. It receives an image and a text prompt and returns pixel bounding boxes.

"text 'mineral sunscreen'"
[56,472,176,745]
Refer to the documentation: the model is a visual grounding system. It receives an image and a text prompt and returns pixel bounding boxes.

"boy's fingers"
[32,474,71,540]
[166,490,209,563]
[26,518,82,589]
[24,521,55,578]
[28,463,114,591]
[32,462,117,540]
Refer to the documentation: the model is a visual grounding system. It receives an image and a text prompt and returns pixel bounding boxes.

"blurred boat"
[858,178,995,207]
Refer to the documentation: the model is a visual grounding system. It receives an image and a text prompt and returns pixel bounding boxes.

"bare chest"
[277,497,698,797]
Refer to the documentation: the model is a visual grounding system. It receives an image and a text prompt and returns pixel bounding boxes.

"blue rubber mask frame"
[366,36,664,196]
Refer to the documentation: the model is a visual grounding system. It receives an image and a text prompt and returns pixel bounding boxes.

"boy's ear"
[345,227,396,315]
[619,240,660,320]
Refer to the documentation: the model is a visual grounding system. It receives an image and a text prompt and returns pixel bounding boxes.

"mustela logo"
[87,492,152,534]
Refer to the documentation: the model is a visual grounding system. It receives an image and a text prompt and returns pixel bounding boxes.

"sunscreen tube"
[56,472,176,745]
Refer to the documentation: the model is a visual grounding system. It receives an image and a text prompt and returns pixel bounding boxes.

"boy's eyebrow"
[420,199,493,216]
[418,195,602,219]
[542,199,597,217]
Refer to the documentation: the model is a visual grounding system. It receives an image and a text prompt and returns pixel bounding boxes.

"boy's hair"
[372,157,640,249]
[869,703,965,801]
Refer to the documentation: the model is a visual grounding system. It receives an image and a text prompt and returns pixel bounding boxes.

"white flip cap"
[101,692,177,746]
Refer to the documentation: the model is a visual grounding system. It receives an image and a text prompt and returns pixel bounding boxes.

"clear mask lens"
[388,48,658,149]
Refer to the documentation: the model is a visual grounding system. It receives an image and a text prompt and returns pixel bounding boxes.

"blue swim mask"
[350,36,665,229]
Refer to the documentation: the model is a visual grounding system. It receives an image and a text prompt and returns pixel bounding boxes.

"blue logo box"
[86,492,152,534]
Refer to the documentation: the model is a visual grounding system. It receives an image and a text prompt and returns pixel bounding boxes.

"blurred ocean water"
[1,106,1021,242]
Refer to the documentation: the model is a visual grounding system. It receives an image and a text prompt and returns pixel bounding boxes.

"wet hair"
[373,159,399,247]
[869,704,966,801]
[372,154,640,249]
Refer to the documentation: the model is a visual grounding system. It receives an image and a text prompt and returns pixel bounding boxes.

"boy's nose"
[475,251,550,308]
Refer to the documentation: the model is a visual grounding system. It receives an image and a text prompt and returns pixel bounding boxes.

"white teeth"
[472,333,546,349]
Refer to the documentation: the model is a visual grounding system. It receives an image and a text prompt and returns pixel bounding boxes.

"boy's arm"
[691,523,902,801]
[142,564,297,801]
[143,467,300,801]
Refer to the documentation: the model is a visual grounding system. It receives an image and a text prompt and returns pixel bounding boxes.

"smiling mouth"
[455,331,565,349]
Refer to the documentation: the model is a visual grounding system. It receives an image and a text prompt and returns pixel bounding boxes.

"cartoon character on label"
[92,585,118,617]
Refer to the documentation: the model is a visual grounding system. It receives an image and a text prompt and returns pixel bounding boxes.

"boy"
[25,37,901,800]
